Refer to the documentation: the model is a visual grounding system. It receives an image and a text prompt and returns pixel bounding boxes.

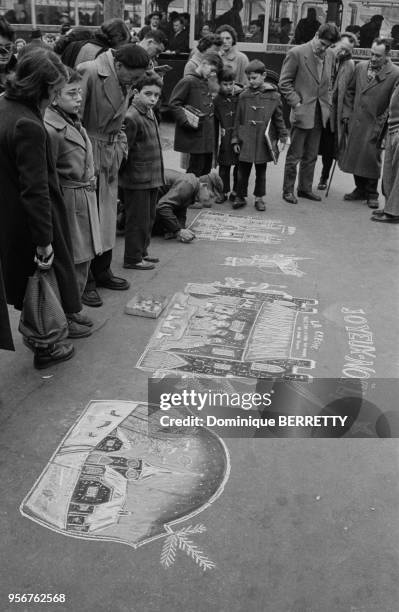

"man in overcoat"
[341,38,399,208]
[279,23,340,204]
[78,43,150,307]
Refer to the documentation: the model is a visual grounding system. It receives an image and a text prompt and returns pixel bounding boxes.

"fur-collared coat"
[341,59,399,178]
[0,95,81,313]
[78,49,129,251]
[45,106,102,264]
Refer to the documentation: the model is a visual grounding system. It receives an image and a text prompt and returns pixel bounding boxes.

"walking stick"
[325,159,337,198]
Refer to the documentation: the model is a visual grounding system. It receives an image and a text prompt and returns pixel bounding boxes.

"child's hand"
[233,144,240,154]
[278,137,288,151]
[88,176,97,191]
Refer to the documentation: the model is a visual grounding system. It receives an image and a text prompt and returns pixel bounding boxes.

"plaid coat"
[119,99,165,191]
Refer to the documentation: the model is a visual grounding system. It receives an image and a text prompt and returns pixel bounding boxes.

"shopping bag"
[18,268,68,348]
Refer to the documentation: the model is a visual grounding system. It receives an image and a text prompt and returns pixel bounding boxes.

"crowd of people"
[1,13,399,368]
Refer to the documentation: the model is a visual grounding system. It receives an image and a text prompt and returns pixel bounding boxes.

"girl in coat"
[0,47,81,369]
[45,67,102,336]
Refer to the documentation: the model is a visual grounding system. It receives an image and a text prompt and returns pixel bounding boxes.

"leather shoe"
[143,255,160,263]
[33,342,75,370]
[232,197,247,209]
[317,180,327,190]
[67,320,92,339]
[254,198,266,211]
[123,261,155,270]
[371,209,385,217]
[371,213,399,223]
[367,199,379,209]
[96,275,130,290]
[297,190,322,201]
[67,312,93,327]
[344,189,365,201]
[283,192,298,204]
[228,191,237,201]
[81,289,103,308]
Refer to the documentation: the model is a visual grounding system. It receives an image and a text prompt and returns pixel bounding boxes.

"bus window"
[194,0,267,46]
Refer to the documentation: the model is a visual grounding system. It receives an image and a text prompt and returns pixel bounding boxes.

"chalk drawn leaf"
[176,524,207,536]
[160,534,178,568]
[176,533,216,571]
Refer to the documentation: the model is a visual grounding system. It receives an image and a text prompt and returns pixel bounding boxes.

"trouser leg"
[354,175,367,197]
[89,250,113,284]
[187,153,213,176]
[232,164,238,192]
[254,163,267,197]
[298,126,322,192]
[74,261,91,297]
[219,165,231,193]
[236,161,252,198]
[124,189,151,265]
[283,127,307,193]
[143,189,158,257]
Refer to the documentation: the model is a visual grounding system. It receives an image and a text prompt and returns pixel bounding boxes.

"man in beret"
[78,43,150,306]
[153,169,224,242]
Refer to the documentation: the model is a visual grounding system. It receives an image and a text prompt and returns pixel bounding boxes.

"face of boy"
[220,80,234,95]
[247,72,264,89]
[200,60,217,78]
[135,84,161,109]
[54,81,83,114]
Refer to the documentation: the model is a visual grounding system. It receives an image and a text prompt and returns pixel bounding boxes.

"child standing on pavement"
[119,72,165,270]
[214,67,243,202]
[45,68,102,338]
[169,51,223,177]
[232,60,288,211]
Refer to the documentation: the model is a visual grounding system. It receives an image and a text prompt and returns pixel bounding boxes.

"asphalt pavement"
[0,123,398,612]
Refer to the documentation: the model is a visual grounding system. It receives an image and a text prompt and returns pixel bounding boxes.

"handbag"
[18,268,68,348]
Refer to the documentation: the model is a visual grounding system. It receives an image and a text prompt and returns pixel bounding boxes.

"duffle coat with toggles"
[169,73,216,154]
[231,84,288,163]
[214,84,243,166]
[77,49,129,252]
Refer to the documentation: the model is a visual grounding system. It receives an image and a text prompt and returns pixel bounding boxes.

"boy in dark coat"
[232,60,288,211]
[214,67,243,202]
[119,72,165,270]
[169,51,223,177]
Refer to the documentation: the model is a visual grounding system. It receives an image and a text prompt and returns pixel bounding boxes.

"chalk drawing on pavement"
[189,211,296,243]
[221,254,311,277]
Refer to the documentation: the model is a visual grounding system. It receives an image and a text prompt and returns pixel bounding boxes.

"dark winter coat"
[168,29,190,53]
[341,60,399,178]
[232,84,288,163]
[169,73,215,154]
[155,169,199,234]
[0,95,81,313]
[214,85,243,166]
[0,261,13,350]
[119,99,165,191]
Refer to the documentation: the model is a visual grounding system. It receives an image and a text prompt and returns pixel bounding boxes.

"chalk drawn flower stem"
[160,524,215,571]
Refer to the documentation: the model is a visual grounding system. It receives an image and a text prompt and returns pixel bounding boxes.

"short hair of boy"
[64,66,82,84]
[317,23,340,44]
[197,34,222,53]
[142,29,168,47]
[134,71,163,91]
[113,43,150,68]
[245,59,266,75]
[220,67,236,82]
[201,51,223,73]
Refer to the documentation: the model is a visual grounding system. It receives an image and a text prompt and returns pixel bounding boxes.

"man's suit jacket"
[279,41,334,129]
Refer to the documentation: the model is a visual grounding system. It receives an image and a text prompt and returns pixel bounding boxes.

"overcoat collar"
[303,41,331,84]
[360,59,394,93]
[96,49,125,116]
[45,106,86,149]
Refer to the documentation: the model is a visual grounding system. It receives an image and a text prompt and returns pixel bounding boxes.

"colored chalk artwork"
[20,400,230,570]
[188,211,296,243]
[137,279,319,380]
